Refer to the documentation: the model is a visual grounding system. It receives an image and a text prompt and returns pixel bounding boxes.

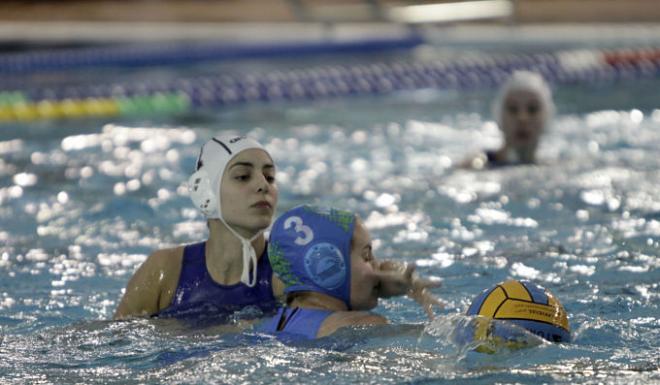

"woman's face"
[500,89,547,150]
[220,149,278,237]
[349,217,380,310]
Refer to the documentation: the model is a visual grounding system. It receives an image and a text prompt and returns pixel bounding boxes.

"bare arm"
[317,311,388,338]
[374,260,445,319]
[271,274,286,302]
[113,248,182,320]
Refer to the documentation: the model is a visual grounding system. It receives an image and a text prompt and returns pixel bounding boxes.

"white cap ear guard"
[188,168,218,218]
[188,134,267,219]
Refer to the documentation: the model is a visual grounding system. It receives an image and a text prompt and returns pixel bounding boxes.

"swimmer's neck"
[205,220,266,284]
[208,218,264,241]
[288,292,348,312]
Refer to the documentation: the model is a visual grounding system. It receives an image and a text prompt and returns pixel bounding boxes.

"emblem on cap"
[303,242,346,290]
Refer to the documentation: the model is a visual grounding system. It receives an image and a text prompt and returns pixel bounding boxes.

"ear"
[188,168,218,217]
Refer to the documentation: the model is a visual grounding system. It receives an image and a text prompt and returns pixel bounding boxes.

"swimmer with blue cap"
[260,205,443,339]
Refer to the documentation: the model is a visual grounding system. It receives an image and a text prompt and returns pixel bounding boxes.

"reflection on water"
[0,80,659,384]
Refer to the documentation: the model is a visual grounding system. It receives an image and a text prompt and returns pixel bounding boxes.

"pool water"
[1,53,659,383]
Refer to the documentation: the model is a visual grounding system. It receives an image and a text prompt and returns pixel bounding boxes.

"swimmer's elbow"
[112,309,131,321]
[318,312,388,338]
[355,313,388,326]
[113,297,139,320]
[113,302,155,320]
[112,303,134,320]
[341,311,388,327]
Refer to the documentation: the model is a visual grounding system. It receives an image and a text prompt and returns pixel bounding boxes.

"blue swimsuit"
[259,307,334,339]
[157,242,278,319]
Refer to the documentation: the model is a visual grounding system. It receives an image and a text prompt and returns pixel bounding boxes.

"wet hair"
[492,71,555,129]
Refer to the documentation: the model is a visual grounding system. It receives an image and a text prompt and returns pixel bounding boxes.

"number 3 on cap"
[283,216,314,245]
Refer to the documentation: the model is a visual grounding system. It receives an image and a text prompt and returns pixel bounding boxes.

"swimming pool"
[1,30,659,384]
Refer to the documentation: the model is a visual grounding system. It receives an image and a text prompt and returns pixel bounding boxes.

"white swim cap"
[189,134,268,219]
[492,71,555,128]
[188,134,272,287]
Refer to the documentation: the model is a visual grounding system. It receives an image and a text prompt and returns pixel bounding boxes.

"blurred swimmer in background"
[464,71,555,168]
[259,205,443,340]
[114,135,442,322]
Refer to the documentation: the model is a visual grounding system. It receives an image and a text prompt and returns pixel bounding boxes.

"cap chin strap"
[214,173,264,287]
[218,215,260,287]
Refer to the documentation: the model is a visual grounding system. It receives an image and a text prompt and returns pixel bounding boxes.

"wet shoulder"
[147,246,185,272]
[147,246,186,308]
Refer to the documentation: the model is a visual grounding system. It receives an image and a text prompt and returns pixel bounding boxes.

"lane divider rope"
[1,47,659,122]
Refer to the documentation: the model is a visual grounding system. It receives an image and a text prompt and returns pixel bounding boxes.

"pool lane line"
[0,93,190,122]
[0,47,659,122]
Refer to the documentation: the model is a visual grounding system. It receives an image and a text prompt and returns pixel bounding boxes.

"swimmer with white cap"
[114,134,282,319]
[465,70,555,168]
[114,134,441,321]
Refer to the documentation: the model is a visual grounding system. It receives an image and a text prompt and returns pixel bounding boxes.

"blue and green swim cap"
[268,205,356,308]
